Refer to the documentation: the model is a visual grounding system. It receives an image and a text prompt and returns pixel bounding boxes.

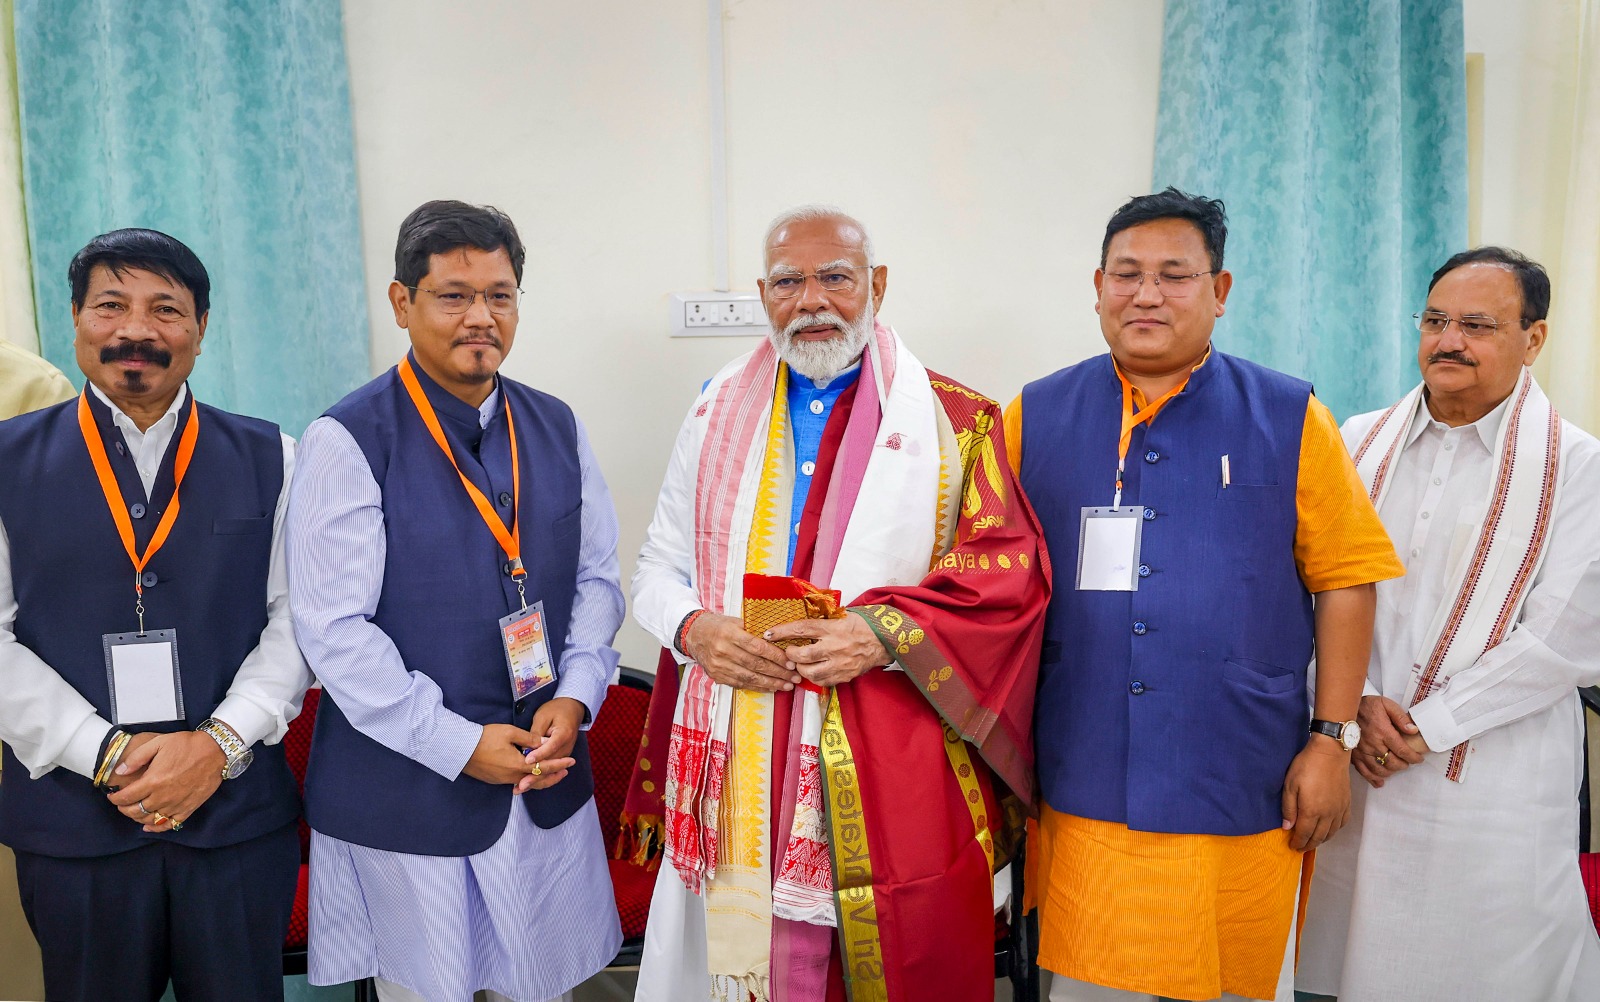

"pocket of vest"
[213,515,273,535]
[1222,656,1299,695]
[552,504,582,539]
[1214,481,1280,503]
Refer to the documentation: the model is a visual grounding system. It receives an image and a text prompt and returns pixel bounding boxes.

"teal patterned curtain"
[12,0,367,435]
[1153,0,1468,420]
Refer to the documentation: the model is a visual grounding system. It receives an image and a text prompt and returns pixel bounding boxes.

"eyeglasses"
[410,284,522,315]
[1102,270,1215,298]
[1413,311,1518,338]
[765,266,870,300]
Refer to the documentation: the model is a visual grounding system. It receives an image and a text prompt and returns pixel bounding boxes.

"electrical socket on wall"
[671,292,766,337]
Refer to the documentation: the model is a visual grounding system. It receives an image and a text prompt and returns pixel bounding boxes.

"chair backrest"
[589,678,652,843]
[283,686,323,862]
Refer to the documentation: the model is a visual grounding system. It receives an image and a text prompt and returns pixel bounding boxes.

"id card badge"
[102,630,185,725]
[500,600,557,700]
[1076,506,1144,591]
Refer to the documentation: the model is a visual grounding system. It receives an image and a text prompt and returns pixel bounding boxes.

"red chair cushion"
[283,687,322,862]
[589,684,651,841]
[609,857,655,940]
[284,862,310,949]
[591,681,655,942]
[1582,852,1600,938]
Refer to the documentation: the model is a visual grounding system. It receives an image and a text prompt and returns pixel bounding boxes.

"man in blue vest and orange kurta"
[0,229,312,1000]
[288,201,624,1002]
[1007,189,1404,1002]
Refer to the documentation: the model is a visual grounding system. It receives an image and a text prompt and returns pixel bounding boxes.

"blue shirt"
[785,366,861,570]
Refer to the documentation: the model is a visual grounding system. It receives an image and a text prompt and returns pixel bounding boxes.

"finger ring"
[138,800,151,816]
[170,819,183,831]
[151,813,169,826]
[531,762,542,777]
[1376,752,1389,766]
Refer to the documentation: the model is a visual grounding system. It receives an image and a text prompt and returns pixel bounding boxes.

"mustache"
[782,312,848,338]
[453,334,503,350]
[1428,351,1476,366]
[100,342,172,367]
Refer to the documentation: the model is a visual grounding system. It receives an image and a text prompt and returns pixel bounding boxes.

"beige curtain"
[0,0,38,352]
[1545,0,1600,432]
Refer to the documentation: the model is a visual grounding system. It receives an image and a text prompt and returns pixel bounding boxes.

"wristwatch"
[198,718,254,780]
[1309,718,1361,752]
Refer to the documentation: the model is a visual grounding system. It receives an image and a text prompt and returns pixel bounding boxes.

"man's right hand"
[463,723,566,786]
[684,612,800,692]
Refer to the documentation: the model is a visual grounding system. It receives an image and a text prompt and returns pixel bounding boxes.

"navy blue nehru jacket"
[0,389,299,857]
[1021,351,1316,837]
[303,355,589,857]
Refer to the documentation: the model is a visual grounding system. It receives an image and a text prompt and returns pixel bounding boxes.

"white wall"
[342,0,1164,668]
[1465,0,1581,262]
[1463,0,1594,422]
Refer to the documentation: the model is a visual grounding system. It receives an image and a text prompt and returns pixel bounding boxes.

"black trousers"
[14,821,300,1002]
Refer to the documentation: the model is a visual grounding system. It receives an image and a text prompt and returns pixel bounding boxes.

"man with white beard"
[627,205,1050,1001]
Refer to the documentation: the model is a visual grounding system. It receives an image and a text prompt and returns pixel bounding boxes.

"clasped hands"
[1352,694,1429,788]
[684,611,890,692]
[105,730,227,834]
[463,696,586,794]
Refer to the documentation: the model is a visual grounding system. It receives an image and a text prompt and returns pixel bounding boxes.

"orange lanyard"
[78,389,200,632]
[1113,364,1191,506]
[397,357,527,608]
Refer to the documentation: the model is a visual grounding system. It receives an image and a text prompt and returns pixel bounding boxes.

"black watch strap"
[1309,719,1345,739]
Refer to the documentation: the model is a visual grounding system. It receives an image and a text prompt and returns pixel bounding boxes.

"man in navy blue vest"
[1005,190,1403,1002]
[0,228,312,1001]
[288,201,624,1002]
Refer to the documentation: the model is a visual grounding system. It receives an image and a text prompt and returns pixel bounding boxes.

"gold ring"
[531,762,543,777]
[1376,752,1389,767]
[170,819,183,831]
[151,812,169,826]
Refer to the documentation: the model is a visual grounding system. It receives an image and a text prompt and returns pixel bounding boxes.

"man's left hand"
[765,614,891,688]
[105,731,228,832]
[1280,736,1352,852]
[517,697,587,795]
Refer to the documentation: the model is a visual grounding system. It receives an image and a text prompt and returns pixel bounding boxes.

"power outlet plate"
[671,292,767,337]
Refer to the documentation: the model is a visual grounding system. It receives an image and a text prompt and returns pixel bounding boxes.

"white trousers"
[1046,887,1298,1002]
[375,978,572,1002]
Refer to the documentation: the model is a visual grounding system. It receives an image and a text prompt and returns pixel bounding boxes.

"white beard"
[768,305,874,383]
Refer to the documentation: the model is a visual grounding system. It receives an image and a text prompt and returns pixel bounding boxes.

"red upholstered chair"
[280,686,321,976]
[590,668,656,966]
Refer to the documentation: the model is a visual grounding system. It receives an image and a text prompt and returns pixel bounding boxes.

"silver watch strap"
[198,718,248,773]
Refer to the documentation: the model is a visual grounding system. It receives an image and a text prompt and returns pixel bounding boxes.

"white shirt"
[0,385,310,780]
[1371,394,1600,749]
[632,395,715,663]
[1297,389,1600,1001]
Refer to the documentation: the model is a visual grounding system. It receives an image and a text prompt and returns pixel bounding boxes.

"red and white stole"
[1352,369,1563,781]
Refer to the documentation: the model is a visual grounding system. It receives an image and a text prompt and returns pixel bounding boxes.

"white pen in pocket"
[1221,454,1231,488]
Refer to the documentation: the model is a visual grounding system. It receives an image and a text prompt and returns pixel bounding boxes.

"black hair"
[1427,246,1549,326]
[1101,187,1227,273]
[68,228,210,315]
[394,200,526,289]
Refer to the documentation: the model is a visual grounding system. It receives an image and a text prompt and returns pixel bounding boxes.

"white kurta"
[1297,394,1600,1001]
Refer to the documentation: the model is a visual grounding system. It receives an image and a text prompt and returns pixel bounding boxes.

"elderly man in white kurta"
[1297,247,1600,1001]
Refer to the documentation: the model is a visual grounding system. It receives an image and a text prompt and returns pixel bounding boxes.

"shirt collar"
[89,381,188,440]
[798,360,862,391]
[478,383,501,429]
[1407,388,1514,451]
